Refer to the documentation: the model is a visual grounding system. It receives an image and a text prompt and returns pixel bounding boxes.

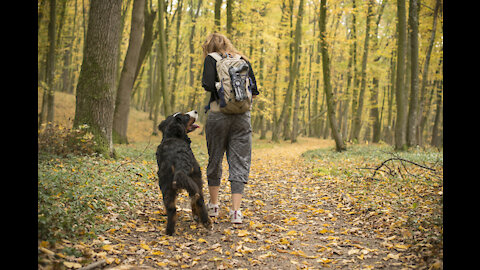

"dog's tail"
[172,171,200,198]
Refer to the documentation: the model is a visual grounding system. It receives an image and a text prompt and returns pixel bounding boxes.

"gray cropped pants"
[205,111,252,194]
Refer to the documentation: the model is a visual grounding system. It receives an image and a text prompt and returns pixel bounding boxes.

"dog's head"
[158,110,199,140]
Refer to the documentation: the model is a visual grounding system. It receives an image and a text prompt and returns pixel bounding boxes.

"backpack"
[208,52,252,114]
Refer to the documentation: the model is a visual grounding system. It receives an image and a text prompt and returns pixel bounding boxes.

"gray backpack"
[208,52,252,114]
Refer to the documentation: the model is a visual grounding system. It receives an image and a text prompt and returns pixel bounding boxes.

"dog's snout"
[187,110,198,120]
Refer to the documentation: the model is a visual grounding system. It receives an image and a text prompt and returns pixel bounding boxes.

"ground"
[38,92,443,269]
[38,136,442,269]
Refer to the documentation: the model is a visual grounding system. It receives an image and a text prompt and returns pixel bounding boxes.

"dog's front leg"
[163,191,177,236]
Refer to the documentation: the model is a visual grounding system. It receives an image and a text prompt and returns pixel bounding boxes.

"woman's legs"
[226,112,252,217]
[232,193,242,211]
[208,185,220,205]
[205,111,252,221]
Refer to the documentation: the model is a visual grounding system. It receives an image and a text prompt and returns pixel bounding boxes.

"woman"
[201,33,259,224]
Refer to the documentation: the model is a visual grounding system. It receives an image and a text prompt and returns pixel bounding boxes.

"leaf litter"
[38,137,442,269]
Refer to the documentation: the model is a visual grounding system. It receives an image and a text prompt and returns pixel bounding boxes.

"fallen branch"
[78,260,106,270]
[114,139,152,172]
[371,157,436,178]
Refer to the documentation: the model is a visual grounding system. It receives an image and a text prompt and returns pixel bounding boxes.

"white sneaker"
[230,210,243,224]
[207,202,219,217]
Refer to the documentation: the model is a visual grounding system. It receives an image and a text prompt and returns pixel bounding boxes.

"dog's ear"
[158,119,167,132]
[175,115,183,123]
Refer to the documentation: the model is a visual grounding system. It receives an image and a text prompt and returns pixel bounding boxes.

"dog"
[156,110,211,235]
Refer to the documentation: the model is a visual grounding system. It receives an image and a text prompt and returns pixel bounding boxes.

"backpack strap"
[208,52,223,61]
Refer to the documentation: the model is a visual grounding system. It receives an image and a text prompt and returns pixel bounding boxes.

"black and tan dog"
[156,110,211,235]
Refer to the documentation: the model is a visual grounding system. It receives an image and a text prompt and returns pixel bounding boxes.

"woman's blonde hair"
[202,32,249,62]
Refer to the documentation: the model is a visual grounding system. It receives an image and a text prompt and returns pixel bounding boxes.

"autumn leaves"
[38,137,442,269]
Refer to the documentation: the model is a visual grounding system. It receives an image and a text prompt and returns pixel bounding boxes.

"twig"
[356,167,391,175]
[396,165,405,180]
[371,157,436,178]
[114,139,153,172]
[78,260,106,270]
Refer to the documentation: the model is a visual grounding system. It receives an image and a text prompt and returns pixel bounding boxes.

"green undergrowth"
[37,133,214,244]
[38,148,157,243]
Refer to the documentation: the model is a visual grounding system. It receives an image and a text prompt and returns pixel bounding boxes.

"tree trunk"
[394,0,408,151]
[55,0,67,92]
[258,38,267,140]
[406,0,420,147]
[271,44,281,142]
[158,0,170,116]
[271,0,288,142]
[419,57,442,145]
[320,0,346,152]
[226,0,233,35]
[430,80,442,147]
[134,0,158,83]
[369,0,386,143]
[187,0,203,110]
[281,0,295,141]
[214,0,222,31]
[290,0,305,143]
[417,0,440,146]
[384,50,396,144]
[169,0,183,112]
[351,0,373,142]
[112,0,145,144]
[39,0,56,128]
[348,0,358,142]
[115,0,133,85]
[73,0,122,157]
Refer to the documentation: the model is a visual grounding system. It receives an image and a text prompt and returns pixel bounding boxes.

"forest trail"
[52,137,421,270]
[38,92,441,269]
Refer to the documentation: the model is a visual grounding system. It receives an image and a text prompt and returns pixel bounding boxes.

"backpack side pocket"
[217,79,227,108]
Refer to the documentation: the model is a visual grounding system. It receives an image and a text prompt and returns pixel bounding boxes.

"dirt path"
[93,138,416,269]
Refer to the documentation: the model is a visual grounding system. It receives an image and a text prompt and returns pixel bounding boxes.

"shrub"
[38,124,96,156]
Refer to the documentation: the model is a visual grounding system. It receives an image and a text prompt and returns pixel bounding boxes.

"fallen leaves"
[63,261,82,269]
[38,139,442,269]
[237,230,250,237]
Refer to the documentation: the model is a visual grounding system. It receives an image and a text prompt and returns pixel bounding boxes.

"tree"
[151,0,171,136]
[37,0,443,149]
[319,0,346,152]
[368,0,387,143]
[159,0,171,114]
[351,0,373,142]
[290,0,305,143]
[226,0,233,35]
[271,0,289,142]
[39,0,56,128]
[394,0,408,151]
[113,0,146,144]
[169,0,184,112]
[430,60,442,147]
[418,0,440,146]
[279,0,295,141]
[214,0,222,31]
[73,0,123,157]
[406,0,420,147]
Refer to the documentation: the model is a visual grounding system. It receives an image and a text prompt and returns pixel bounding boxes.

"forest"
[38,0,443,269]
[38,0,443,154]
